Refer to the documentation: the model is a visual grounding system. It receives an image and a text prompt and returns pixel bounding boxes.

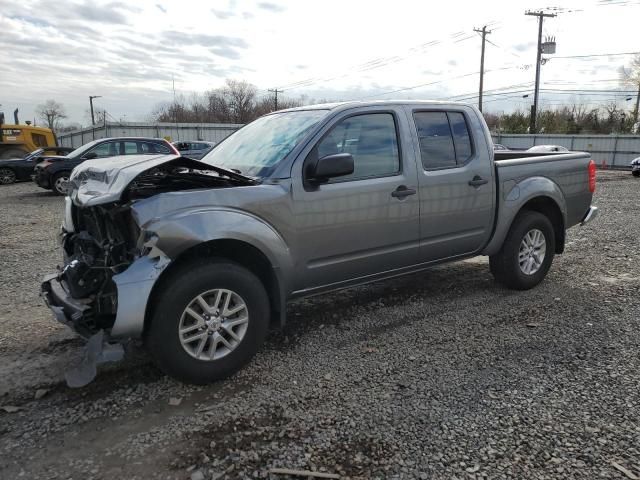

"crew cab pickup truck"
[41,101,598,385]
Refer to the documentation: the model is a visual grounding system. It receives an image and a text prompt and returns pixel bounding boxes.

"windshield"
[66,139,102,159]
[24,148,44,161]
[201,110,328,177]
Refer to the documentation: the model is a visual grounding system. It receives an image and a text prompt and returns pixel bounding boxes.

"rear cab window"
[413,111,474,170]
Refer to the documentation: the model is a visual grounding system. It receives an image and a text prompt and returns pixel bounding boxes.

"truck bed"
[481,149,594,256]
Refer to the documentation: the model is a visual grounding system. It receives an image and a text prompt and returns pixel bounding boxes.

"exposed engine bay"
[122,157,256,200]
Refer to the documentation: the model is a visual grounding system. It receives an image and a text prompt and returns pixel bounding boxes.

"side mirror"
[307,153,354,183]
[83,152,98,160]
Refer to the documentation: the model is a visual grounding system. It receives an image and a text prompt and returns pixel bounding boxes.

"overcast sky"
[1,0,639,126]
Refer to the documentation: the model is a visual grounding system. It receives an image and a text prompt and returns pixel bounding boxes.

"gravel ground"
[0,172,638,480]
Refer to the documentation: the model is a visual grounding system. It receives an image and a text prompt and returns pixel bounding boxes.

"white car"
[631,157,640,177]
[527,145,569,153]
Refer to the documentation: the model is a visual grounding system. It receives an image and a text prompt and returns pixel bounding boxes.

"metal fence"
[492,134,640,169]
[57,122,243,148]
[59,126,640,169]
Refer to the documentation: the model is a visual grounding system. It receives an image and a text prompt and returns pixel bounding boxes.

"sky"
[1,0,639,126]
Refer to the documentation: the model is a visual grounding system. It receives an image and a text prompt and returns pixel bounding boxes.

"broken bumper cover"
[41,253,171,340]
[41,273,91,337]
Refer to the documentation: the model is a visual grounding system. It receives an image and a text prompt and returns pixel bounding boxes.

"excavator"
[0,108,60,160]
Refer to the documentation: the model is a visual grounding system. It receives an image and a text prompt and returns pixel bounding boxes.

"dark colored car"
[0,147,74,185]
[172,141,216,159]
[34,137,178,195]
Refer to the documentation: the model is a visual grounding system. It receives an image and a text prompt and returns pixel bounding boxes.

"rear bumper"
[580,206,598,226]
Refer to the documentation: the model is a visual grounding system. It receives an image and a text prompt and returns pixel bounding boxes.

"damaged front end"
[40,155,255,385]
[41,197,170,340]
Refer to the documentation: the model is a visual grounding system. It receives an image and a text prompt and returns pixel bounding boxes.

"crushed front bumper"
[41,273,93,338]
[41,253,171,340]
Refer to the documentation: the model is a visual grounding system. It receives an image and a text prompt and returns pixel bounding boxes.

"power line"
[551,51,640,59]
[276,22,501,92]
[356,65,520,100]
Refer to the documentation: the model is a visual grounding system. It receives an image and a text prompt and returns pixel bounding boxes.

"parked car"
[527,145,569,153]
[41,100,598,385]
[0,146,75,185]
[34,137,178,195]
[630,157,640,177]
[173,141,216,159]
[493,143,509,151]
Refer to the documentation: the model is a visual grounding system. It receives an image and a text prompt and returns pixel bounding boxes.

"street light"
[89,96,102,125]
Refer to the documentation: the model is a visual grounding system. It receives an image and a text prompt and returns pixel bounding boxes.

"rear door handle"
[468,176,489,187]
[391,185,417,199]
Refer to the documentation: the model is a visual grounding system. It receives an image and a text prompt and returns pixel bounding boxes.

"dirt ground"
[0,171,638,479]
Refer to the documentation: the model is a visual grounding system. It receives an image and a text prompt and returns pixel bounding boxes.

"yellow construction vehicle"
[0,110,58,160]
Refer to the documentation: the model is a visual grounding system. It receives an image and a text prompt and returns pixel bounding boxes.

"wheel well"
[53,170,71,178]
[144,239,283,335]
[521,197,565,253]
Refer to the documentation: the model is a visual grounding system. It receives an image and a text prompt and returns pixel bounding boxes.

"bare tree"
[36,99,67,132]
[619,54,640,122]
[222,79,257,123]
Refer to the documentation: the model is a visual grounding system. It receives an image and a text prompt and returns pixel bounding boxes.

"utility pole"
[268,88,282,111]
[525,10,556,133]
[89,96,101,125]
[473,26,491,112]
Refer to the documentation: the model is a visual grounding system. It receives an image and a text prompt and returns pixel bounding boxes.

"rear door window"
[123,142,139,154]
[448,112,473,162]
[413,111,474,169]
[141,142,171,154]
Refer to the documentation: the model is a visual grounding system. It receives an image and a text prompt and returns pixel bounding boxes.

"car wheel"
[632,170,640,177]
[0,168,16,185]
[52,172,71,195]
[490,210,555,290]
[146,259,270,384]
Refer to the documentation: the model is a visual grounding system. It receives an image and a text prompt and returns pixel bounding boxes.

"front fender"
[131,204,294,293]
[482,176,567,256]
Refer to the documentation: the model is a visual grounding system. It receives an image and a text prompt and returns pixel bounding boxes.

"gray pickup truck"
[42,101,598,385]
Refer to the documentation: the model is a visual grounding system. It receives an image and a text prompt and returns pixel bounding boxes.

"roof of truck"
[281,99,469,113]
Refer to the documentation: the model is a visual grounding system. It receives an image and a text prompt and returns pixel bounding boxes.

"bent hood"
[69,154,256,207]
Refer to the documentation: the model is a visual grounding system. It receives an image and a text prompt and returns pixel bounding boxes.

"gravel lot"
[0,171,638,480]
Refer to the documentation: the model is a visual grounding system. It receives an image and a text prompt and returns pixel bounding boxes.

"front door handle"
[468,176,489,187]
[391,185,417,199]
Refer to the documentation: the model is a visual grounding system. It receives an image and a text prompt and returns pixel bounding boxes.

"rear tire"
[0,167,16,185]
[490,210,555,290]
[632,170,640,177]
[146,259,270,384]
[52,171,71,195]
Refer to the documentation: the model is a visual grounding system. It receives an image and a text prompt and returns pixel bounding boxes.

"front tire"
[632,170,640,177]
[52,171,71,195]
[490,210,555,290]
[146,259,270,384]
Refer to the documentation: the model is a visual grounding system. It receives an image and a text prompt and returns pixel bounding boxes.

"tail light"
[588,160,596,193]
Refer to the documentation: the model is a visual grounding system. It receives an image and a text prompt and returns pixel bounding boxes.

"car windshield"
[201,110,328,177]
[24,148,44,160]
[66,139,102,158]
